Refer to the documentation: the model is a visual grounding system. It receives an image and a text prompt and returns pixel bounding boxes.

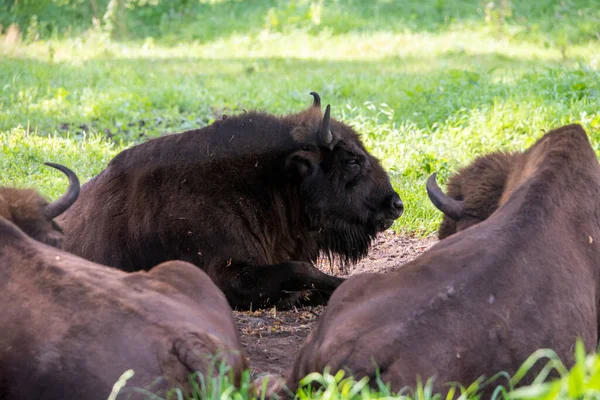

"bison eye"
[343,159,361,181]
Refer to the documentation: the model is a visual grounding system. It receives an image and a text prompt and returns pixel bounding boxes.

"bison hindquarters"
[215,261,344,310]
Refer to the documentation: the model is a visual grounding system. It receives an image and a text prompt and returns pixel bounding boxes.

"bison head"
[0,163,80,247]
[285,92,403,263]
[426,152,518,239]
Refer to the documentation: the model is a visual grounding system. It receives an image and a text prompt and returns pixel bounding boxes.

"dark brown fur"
[290,125,600,396]
[0,187,50,233]
[437,151,518,239]
[0,163,79,247]
[0,216,247,400]
[59,96,403,309]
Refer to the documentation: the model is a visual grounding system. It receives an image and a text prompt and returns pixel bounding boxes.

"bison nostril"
[390,194,404,215]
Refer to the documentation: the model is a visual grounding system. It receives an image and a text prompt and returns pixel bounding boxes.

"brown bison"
[0,162,79,247]
[290,124,599,395]
[0,188,247,399]
[426,150,518,239]
[59,93,404,309]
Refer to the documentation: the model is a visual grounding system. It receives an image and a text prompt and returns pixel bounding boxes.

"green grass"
[1,1,600,397]
[2,6,598,233]
[109,340,600,399]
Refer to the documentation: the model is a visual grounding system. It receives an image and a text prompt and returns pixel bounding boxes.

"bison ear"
[285,150,320,180]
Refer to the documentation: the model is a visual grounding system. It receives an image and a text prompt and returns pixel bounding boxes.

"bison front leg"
[217,261,344,310]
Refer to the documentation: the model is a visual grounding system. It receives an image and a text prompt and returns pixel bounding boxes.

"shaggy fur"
[436,151,518,239]
[0,163,79,247]
[290,125,600,396]
[59,95,403,309]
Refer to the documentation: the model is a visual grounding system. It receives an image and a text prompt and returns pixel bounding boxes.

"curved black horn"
[44,162,80,219]
[426,173,464,220]
[309,91,321,108]
[319,104,333,145]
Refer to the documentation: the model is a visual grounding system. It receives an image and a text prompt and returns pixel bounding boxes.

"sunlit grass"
[0,127,124,200]
[104,340,600,399]
[1,2,599,236]
[3,30,599,66]
[292,341,600,399]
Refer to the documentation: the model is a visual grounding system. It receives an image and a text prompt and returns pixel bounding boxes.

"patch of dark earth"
[234,232,437,379]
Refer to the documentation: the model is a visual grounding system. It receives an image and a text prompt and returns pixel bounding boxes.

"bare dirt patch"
[234,232,437,378]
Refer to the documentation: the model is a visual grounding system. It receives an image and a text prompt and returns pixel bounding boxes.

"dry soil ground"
[233,231,438,379]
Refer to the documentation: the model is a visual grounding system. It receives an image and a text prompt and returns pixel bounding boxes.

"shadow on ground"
[235,232,437,377]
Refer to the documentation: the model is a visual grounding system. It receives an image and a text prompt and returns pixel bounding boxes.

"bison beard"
[58,93,403,309]
[290,124,600,396]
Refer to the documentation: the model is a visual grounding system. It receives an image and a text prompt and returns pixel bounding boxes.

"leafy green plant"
[264,0,324,33]
[482,0,513,37]
[509,341,600,400]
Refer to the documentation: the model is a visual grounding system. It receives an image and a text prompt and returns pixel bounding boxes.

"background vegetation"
[1,0,599,233]
[1,2,600,397]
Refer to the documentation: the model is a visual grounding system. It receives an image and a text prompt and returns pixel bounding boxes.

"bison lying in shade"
[290,124,599,395]
[58,93,404,309]
[426,149,518,239]
[0,162,79,247]
[0,168,247,399]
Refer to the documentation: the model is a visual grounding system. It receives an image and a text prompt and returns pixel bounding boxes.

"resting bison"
[426,150,518,239]
[59,93,403,309]
[290,124,599,395]
[0,212,247,399]
[0,162,79,247]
